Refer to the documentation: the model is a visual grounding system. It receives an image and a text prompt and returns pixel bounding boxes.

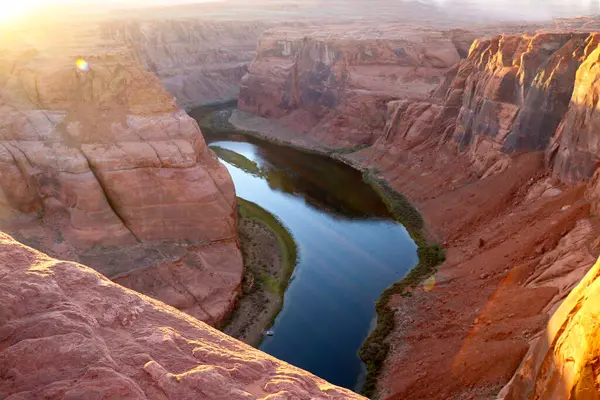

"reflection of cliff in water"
[205,132,390,220]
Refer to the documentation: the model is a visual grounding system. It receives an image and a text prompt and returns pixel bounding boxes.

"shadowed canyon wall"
[102,20,270,109]
[238,27,476,147]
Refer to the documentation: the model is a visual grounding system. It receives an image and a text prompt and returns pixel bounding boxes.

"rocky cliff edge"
[0,232,364,400]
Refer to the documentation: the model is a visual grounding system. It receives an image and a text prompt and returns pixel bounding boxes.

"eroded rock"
[0,22,242,325]
[238,26,474,147]
[0,232,364,400]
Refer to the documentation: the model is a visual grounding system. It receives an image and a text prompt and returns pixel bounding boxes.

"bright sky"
[0,0,224,23]
[1,0,599,24]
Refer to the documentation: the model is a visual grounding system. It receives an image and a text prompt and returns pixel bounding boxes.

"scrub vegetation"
[222,198,298,346]
[211,146,262,177]
[360,171,446,398]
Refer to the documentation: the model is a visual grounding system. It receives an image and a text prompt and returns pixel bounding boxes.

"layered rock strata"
[0,23,242,325]
[238,26,476,147]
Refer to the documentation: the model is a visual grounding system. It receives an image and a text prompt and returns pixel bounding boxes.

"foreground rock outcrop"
[500,255,600,399]
[0,22,242,325]
[0,232,364,399]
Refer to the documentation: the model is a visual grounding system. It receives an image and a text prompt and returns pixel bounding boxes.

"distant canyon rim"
[3,2,600,399]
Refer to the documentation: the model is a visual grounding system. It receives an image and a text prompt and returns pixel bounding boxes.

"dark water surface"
[204,131,418,392]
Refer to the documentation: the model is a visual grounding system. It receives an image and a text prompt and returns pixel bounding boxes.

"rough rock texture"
[238,26,475,147]
[0,232,364,400]
[0,23,242,325]
[362,31,600,400]
[550,34,600,184]
[379,32,599,177]
[102,20,270,109]
[499,255,600,400]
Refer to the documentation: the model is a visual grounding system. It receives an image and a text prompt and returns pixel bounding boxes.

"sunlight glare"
[0,0,41,23]
[76,58,90,71]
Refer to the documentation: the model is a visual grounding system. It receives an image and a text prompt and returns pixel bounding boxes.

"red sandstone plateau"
[3,1,600,399]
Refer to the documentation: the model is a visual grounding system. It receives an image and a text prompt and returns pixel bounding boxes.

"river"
[203,130,418,392]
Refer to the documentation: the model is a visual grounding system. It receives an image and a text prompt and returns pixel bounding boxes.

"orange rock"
[499,255,600,400]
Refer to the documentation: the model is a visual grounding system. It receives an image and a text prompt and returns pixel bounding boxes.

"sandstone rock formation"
[238,26,475,147]
[499,254,600,400]
[102,20,270,109]
[352,31,600,399]
[378,32,597,177]
[0,22,242,325]
[0,232,364,400]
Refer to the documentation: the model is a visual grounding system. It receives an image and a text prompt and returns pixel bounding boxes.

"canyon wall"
[102,20,270,109]
[377,32,598,178]
[360,31,600,400]
[238,26,476,147]
[235,26,600,399]
[0,22,242,326]
[0,232,364,400]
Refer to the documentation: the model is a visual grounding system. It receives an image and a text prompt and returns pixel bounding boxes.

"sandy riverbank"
[222,199,297,347]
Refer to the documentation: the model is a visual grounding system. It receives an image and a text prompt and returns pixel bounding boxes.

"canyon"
[3,1,600,399]
[232,15,600,400]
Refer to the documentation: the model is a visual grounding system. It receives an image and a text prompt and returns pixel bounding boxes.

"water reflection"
[204,131,418,391]
[206,132,390,219]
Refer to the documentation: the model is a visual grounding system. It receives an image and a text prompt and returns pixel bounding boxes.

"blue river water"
[205,132,418,392]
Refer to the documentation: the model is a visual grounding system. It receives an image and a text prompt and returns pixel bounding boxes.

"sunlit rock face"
[374,31,600,179]
[550,33,600,184]
[238,26,475,147]
[0,232,365,400]
[102,20,270,109]
[0,24,242,325]
[499,255,600,400]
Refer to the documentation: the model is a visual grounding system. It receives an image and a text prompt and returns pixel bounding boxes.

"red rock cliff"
[365,31,600,400]
[238,26,475,147]
[0,22,242,326]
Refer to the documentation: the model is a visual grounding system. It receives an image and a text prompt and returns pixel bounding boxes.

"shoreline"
[215,107,445,397]
[221,198,298,347]
[197,106,595,400]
